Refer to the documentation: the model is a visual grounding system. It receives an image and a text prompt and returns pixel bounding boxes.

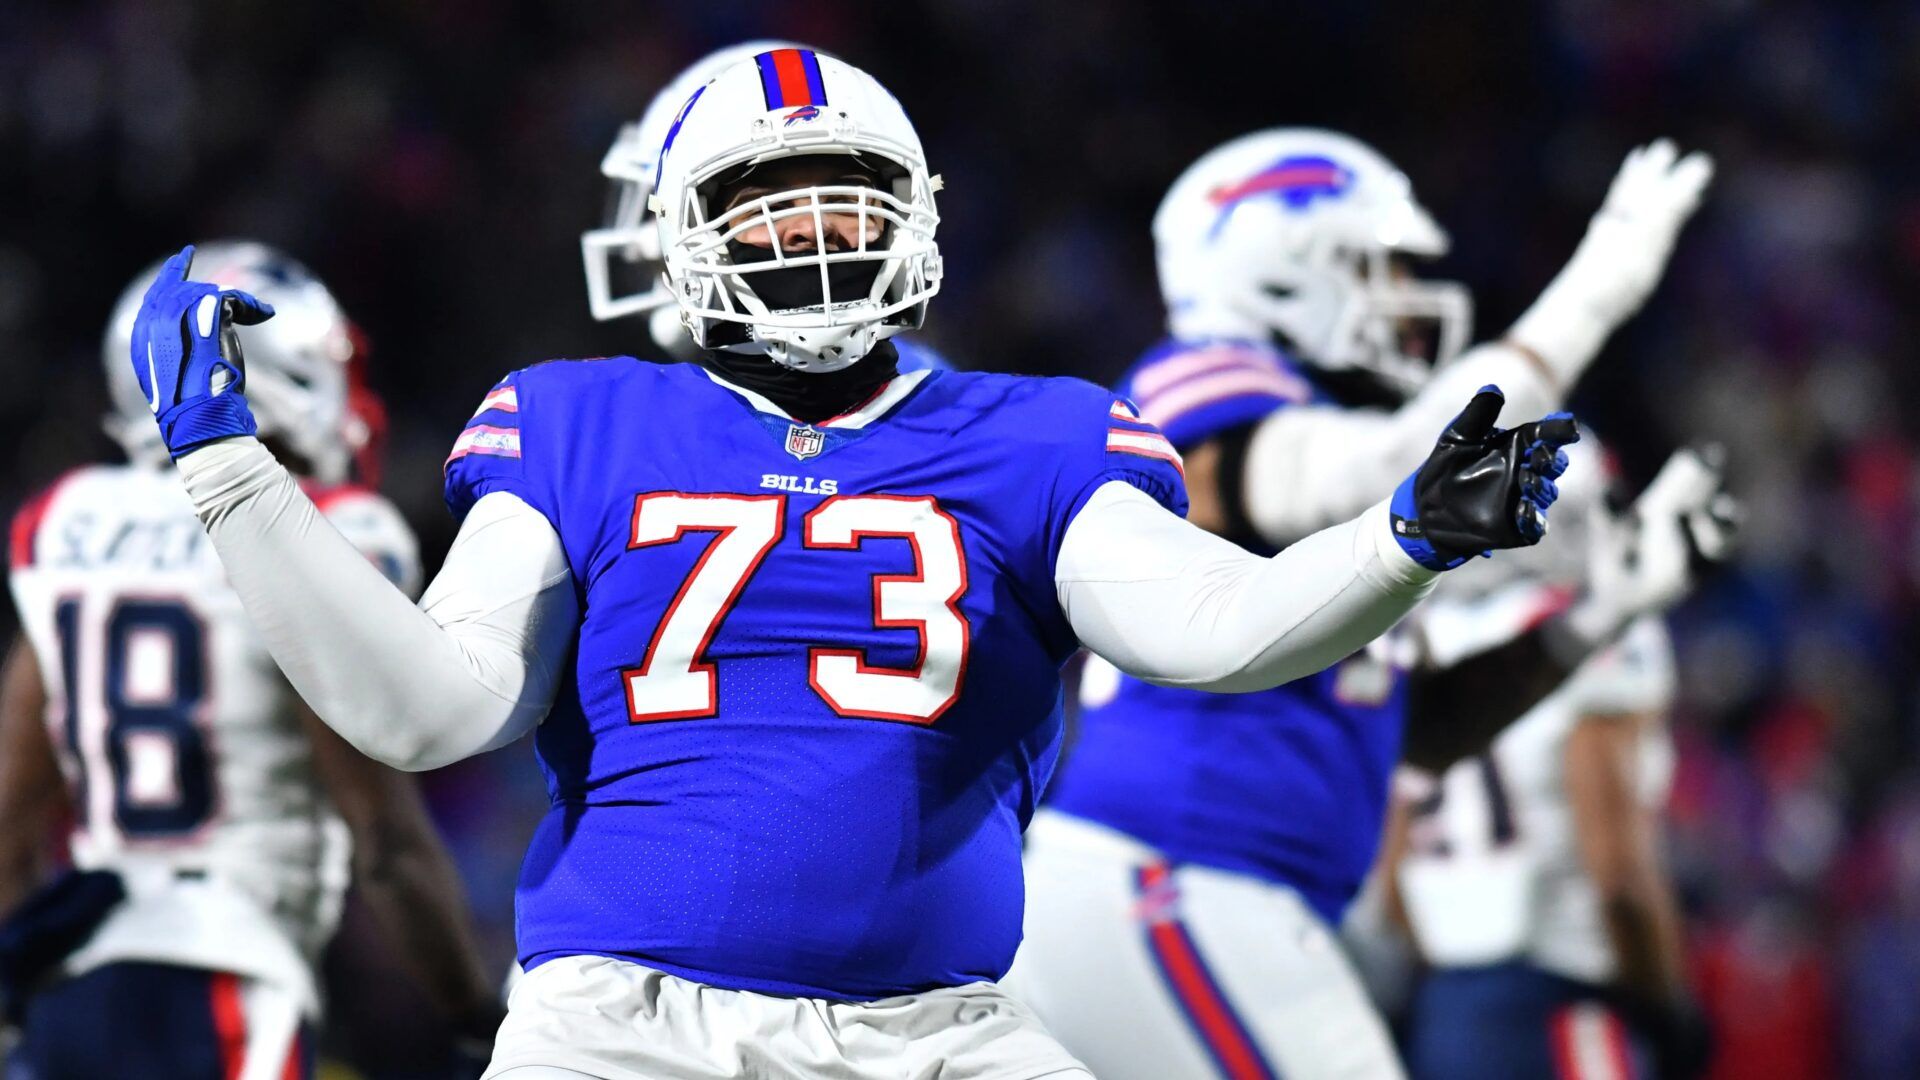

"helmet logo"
[655,84,707,177]
[784,423,826,460]
[1206,154,1355,236]
[784,104,822,126]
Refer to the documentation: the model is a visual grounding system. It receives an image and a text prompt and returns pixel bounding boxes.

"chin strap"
[700,340,901,423]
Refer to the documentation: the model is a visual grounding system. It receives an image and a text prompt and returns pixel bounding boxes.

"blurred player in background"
[583,40,953,374]
[1010,130,1718,1078]
[1390,450,1729,1080]
[0,242,501,1079]
[125,51,1580,1079]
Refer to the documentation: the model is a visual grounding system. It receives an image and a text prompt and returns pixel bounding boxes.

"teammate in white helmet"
[0,242,501,1078]
[124,52,1579,1078]
[1388,448,1731,1080]
[1009,130,1719,1079]
[583,41,953,374]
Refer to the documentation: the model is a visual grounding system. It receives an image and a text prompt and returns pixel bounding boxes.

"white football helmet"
[652,48,941,372]
[104,241,356,481]
[582,39,803,355]
[1154,128,1471,398]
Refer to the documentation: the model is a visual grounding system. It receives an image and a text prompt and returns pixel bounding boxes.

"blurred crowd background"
[3,1,1919,1076]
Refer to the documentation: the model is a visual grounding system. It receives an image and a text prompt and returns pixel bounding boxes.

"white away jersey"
[1397,616,1676,985]
[7,462,420,1015]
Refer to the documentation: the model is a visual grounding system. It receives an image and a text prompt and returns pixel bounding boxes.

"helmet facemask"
[581,40,808,354]
[581,123,672,324]
[1156,129,1474,405]
[666,150,940,372]
[1307,243,1471,400]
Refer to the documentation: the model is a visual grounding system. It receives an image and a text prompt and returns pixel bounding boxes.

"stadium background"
[3,1,1917,1076]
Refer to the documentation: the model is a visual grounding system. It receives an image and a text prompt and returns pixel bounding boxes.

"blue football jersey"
[1044,337,1409,925]
[444,359,1185,1000]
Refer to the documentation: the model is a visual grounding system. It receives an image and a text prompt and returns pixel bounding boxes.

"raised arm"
[1236,141,1712,546]
[180,441,573,771]
[128,247,576,771]
[1061,387,1578,692]
[1058,484,1435,691]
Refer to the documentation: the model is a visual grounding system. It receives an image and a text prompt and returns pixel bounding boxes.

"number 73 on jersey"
[621,493,971,726]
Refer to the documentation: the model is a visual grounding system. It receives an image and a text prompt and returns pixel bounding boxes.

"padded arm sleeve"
[1241,343,1558,546]
[1056,480,1437,692]
[178,438,576,771]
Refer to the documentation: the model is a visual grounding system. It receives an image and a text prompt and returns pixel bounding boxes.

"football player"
[127,54,1577,1079]
[0,243,501,1078]
[583,40,953,374]
[1009,130,1717,1079]
[1390,450,1727,1080]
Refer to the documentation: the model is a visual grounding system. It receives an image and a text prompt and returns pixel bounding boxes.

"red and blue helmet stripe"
[755,48,829,111]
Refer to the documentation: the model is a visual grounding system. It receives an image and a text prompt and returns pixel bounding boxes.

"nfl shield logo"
[785,424,825,461]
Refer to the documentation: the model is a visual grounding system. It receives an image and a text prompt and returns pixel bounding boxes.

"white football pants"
[483,952,1091,1080]
[1006,809,1405,1080]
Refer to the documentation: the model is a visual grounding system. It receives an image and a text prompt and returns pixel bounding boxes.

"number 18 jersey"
[7,463,421,1016]
[443,358,1186,1001]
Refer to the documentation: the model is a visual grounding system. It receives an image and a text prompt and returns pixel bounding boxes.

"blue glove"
[128,245,275,457]
[1389,385,1579,571]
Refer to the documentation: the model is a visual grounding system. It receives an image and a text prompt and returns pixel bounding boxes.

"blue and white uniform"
[168,341,1448,1079]
[443,359,1182,1001]
[1010,338,1412,1080]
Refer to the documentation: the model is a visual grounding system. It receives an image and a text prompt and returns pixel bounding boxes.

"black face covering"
[725,239,885,313]
[698,239,898,422]
[702,339,902,424]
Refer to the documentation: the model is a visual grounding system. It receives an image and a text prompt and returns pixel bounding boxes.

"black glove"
[1389,385,1580,570]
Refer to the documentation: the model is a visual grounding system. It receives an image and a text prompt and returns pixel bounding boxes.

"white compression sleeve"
[1056,481,1438,692]
[178,439,576,770]
[1240,342,1558,547]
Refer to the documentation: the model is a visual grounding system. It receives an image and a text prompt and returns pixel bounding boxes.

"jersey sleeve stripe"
[1106,431,1186,477]
[1107,429,1182,458]
[1131,344,1300,399]
[474,385,519,416]
[1107,412,1166,435]
[445,425,522,465]
[1138,369,1310,431]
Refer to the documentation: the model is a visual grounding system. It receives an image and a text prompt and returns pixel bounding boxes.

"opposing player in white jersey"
[0,242,501,1079]
[1010,130,1718,1078]
[582,40,954,375]
[1390,448,1728,1080]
